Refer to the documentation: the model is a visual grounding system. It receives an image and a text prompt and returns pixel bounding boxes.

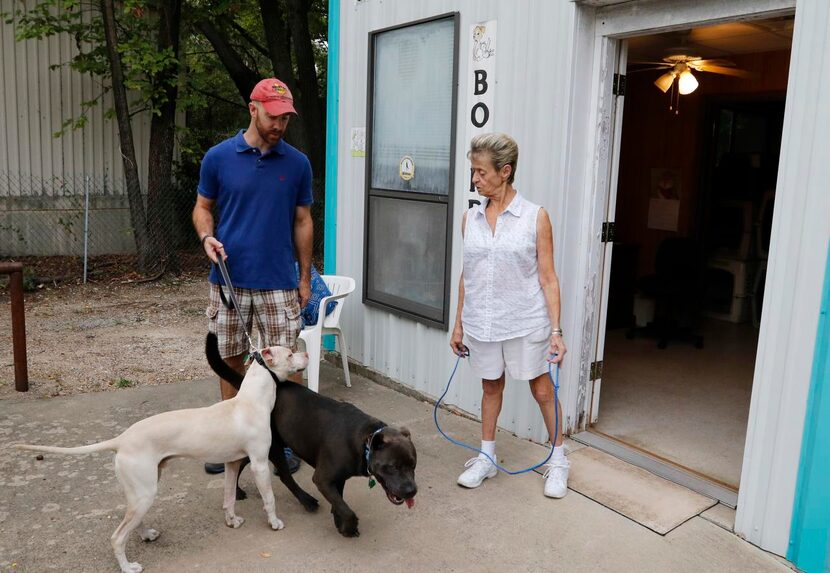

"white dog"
[16,341,308,573]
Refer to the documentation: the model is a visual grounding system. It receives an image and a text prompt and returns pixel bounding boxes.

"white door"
[589,40,627,424]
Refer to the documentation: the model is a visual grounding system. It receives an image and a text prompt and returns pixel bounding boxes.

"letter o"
[471,103,489,128]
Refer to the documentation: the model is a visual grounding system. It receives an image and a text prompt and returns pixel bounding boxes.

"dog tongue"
[405,497,415,509]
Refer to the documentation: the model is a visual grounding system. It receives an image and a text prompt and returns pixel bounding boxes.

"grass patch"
[114,378,135,388]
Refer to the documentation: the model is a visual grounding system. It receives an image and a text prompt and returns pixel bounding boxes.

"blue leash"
[433,354,561,475]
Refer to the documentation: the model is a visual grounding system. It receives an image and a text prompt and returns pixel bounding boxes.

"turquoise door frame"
[788,241,830,572]
[323,0,340,274]
[322,0,340,350]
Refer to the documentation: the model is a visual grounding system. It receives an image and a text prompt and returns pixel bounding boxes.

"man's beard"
[255,119,283,144]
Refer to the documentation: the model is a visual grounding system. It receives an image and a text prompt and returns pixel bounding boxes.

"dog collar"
[251,351,285,384]
[364,425,386,481]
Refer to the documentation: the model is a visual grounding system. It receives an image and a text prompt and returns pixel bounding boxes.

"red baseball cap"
[250,78,297,116]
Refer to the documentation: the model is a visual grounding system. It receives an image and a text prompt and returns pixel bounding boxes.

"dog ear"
[260,347,274,365]
[399,427,411,439]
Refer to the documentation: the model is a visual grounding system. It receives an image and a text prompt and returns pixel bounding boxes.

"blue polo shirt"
[197,130,313,289]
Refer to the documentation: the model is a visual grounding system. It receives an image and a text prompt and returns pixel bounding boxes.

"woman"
[450,133,569,498]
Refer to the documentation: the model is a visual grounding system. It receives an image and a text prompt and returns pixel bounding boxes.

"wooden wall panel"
[615,50,790,278]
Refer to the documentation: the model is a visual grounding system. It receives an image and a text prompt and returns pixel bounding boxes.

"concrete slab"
[701,503,737,532]
[0,363,789,572]
[567,447,717,534]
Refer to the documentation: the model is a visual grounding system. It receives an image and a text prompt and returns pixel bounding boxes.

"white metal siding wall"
[735,0,830,555]
[338,0,827,558]
[337,0,578,443]
[0,0,150,190]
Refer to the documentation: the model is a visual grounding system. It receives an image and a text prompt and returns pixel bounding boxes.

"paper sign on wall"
[647,168,681,231]
[350,127,366,157]
[465,20,496,206]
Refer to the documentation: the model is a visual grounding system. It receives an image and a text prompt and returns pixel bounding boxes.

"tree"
[7,0,329,271]
[144,0,183,272]
[8,0,185,273]
[101,0,151,271]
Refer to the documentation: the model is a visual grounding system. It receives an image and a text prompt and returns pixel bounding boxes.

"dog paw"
[225,515,245,529]
[140,528,160,542]
[236,486,247,501]
[121,562,143,573]
[337,516,360,537]
[339,526,360,538]
[269,516,285,531]
[299,494,319,512]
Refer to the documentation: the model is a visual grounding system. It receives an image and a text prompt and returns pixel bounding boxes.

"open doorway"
[588,17,793,495]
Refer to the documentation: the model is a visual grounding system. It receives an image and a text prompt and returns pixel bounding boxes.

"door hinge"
[590,360,604,381]
[601,221,616,243]
[613,73,626,96]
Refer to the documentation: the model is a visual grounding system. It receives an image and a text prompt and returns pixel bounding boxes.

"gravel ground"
[0,277,213,400]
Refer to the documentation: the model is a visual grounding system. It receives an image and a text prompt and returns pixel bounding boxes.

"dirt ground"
[0,268,214,400]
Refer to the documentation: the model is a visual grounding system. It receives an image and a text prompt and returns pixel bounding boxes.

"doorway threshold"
[571,430,738,508]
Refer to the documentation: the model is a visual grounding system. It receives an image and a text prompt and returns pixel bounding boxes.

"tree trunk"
[195,20,260,104]
[285,0,325,178]
[146,0,183,273]
[259,0,307,152]
[258,0,297,102]
[285,0,326,264]
[101,0,151,272]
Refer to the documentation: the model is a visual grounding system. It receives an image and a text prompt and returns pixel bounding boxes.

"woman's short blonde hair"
[467,133,519,184]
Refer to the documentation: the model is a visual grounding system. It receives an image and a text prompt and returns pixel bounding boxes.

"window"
[364,13,459,328]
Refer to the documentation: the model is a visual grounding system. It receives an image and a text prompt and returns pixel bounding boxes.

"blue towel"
[296,263,338,328]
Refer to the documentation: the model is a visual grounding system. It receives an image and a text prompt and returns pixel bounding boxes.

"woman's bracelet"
[200,234,213,246]
[551,328,563,337]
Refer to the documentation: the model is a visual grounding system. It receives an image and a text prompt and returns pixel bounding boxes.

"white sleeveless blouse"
[461,192,550,342]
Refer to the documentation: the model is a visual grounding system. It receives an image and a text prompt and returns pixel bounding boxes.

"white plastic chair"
[298,275,356,393]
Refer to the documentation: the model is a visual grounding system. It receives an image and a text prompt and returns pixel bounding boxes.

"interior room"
[592,17,793,490]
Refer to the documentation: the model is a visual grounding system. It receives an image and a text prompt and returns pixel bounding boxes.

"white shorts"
[464,326,552,380]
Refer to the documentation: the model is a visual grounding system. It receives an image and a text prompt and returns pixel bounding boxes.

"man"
[192,78,313,475]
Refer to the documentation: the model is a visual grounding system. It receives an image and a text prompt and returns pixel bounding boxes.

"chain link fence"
[0,169,326,286]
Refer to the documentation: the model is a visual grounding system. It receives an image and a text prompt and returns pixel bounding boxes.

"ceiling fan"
[636,54,751,93]
[631,51,752,112]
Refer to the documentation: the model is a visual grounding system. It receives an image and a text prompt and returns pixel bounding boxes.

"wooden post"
[0,262,29,392]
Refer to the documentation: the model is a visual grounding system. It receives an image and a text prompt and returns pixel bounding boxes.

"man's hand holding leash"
[201,235,227,264]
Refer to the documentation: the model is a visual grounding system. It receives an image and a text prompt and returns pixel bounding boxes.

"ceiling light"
[678,70,699,94]
[654,71,675,93]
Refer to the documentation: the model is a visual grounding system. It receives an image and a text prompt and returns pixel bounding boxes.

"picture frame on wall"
[648,167,681,231]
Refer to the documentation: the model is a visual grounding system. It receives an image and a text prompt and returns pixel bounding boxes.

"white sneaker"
[543,457,570,498]
[457,456,497,488]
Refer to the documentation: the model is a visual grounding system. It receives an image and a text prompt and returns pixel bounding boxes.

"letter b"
[474,70,488,95]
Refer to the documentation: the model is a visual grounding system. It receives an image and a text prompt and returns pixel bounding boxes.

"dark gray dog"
[206,333,417,537]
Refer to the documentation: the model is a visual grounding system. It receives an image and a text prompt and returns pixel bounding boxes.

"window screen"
[367,196,448,318]
[371,18,455,195]
[364,14,458,328]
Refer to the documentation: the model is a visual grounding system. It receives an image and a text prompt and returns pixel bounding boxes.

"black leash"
[214,256,238,311]
[213,256,267,369]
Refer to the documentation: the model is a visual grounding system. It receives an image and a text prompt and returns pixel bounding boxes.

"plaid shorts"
[206,284,302,358]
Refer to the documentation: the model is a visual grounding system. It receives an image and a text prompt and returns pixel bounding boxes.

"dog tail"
[14,438,119,456]
[205,332,244,391]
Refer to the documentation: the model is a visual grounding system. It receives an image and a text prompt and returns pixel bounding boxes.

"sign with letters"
[465,20,496,207]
